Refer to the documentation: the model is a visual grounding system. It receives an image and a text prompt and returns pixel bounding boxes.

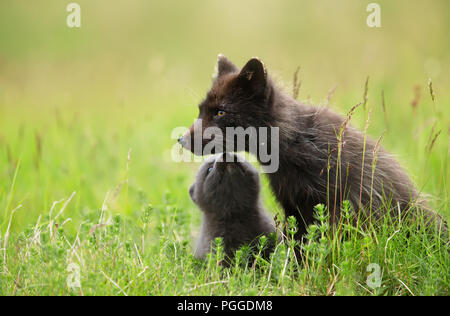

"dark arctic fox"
[190,152,275,261]
[180,55,445,240]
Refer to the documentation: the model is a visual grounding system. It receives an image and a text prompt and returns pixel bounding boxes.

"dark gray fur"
[181,55,446,240]
[190,153,275,260]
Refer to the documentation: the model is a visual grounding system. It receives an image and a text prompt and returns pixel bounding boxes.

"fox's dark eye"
[216,110,226,117]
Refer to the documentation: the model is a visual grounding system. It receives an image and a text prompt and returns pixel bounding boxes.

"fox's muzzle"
[178,119,224,156]
[178,119,209,155]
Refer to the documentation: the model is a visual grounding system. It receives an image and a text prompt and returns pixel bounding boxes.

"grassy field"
[0,1,449,295]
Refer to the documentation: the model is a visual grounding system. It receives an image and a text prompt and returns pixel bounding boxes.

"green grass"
[1,199,448,295]
[0,0,449,296]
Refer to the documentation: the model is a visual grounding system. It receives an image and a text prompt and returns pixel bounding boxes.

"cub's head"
[189,153,261,213]
[178,55,273,155]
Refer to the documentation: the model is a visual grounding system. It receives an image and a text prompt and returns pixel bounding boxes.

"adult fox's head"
[178,55,276,158]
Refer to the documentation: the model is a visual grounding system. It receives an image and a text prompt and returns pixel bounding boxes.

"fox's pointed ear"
[217,54,238,77]
[237,58,267,91]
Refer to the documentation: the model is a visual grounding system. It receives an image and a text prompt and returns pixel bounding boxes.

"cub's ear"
[237,57,267,91]
[217,54,238,77]
[189,183,196,203]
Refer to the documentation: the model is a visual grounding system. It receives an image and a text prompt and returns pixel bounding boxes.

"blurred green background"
[0,0,449,231]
